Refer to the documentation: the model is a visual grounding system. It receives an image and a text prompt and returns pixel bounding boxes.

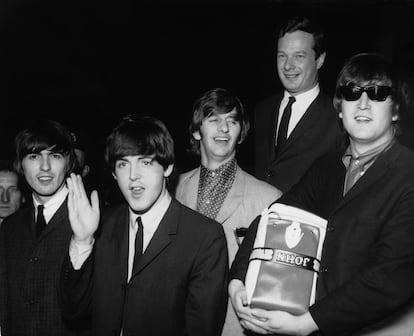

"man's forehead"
[117,154,155,161]
[0,171,19,184]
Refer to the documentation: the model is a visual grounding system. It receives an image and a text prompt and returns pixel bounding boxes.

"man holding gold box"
[229,53,414,335]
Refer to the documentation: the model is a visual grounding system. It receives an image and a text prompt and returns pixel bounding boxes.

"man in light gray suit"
[175,88,281,336]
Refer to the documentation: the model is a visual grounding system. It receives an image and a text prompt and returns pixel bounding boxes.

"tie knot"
[37,204,44,213]
[136,217,143,231]
[287,96,296,105]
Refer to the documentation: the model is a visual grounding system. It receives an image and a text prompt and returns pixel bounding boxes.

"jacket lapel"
[333,143,399,214]
[216,167,244,224]
[270,96,283,162]
[180,168,199,209]
[276,94,321,159]
[130,200,177,278]
[37,198,69,241]
[111,206,129,284]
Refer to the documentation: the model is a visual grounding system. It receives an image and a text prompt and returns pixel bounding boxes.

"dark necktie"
[132,217,143,273]
[275,96,296,155]
[36,205,46,238]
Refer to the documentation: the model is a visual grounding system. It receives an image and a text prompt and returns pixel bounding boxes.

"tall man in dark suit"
[60,115,228,336]
[0,120,87,335]
[229,53,414,335]
[254,16,342,193]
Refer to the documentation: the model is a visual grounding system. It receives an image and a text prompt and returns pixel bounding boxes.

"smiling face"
[339,82,397,153]
[193,109,241,170]
[277,30,325,95]
[0,171,22,221]
[21,149,69,203]
[113,155,173,214]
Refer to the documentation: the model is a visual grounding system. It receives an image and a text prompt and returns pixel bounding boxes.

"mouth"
[37,176,54,183]
[214,136,230,143]
[130,186,144,196]
[354,116,372,122]
[284,73,299,80]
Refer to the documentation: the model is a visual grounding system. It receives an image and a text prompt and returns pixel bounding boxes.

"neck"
[200,154,235,171]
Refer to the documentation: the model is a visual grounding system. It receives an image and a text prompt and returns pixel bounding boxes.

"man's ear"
[338,112,343,119]
[192,131,201,141]
[164,164,174,178]
[316,52,326,70]
[112,172,117,180]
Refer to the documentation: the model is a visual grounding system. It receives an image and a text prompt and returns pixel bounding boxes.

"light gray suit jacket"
[175,165,282,336]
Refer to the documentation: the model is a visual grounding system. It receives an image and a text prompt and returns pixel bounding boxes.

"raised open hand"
[67,173,100,244]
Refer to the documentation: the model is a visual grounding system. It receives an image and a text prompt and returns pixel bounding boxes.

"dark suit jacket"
[0,199,88,336]
[254,90,343,193]
[60,198,228,336]
[230,141,414,335]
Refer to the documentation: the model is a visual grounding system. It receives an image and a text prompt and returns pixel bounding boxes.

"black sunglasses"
[340,85,393,102]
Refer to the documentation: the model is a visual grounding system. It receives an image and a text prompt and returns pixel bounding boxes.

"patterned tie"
[132,217,143,273]
[36,205,46,238]
[275,96,296,155]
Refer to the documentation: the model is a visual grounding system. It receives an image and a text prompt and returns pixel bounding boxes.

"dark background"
[1,0,414,191]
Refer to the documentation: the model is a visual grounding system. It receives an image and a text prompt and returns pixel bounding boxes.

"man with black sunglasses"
[229,53,414,335]
[253,15,342,193]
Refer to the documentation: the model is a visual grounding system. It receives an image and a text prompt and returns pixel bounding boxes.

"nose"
[218,119,229,133]
[283,56,295,71]
[129,164,141,181]
[358,92,371,110]
[40,156,51,171]
[1,190,9,204]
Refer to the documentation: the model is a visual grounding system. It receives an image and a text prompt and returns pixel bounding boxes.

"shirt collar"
[200,157,237,178]
[32,186,69,223]
[283,84,320,104]
[129,190,172,231]
[342,136,395,169]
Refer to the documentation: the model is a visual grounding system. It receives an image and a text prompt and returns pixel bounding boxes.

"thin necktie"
[36,205,46,238]
[132,217,143,273]
[275,96,296,155]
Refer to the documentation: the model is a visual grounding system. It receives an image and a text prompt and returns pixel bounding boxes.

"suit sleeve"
[59,249,94,328]
[185,222,229,336]
[0,225,7,333]
[309,188,414,335]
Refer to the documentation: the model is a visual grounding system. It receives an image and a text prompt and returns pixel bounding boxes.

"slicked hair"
[278,16,325,59]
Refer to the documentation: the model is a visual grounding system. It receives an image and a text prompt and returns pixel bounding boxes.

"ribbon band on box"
[249,247,320,273]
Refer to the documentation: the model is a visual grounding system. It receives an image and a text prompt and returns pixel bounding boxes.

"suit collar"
[34,197,69,240]
[130,199,179,279]
[275,91,324,159]
[178,165,245,224]
[216,166,244,223]
[333,142,401,213]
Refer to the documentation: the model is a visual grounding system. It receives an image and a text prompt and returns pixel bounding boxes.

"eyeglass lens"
[341,85,392,102]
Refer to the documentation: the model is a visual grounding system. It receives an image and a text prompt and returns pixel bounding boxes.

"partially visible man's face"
[193,109,242,168]
[0,171,22,221]
[113,155,173,214]
[21,149,69,203]
[277,30,325,95]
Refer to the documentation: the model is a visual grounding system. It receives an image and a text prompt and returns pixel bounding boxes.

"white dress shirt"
[69,191,172,282]
[276,84,320,143]
[33,186,68,224]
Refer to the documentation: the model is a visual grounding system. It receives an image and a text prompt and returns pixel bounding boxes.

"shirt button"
[320,267,328,274]
[327,226,335,232]
[29,257,39,262]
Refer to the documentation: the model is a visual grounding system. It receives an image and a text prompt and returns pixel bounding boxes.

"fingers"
[90,190,100,213]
